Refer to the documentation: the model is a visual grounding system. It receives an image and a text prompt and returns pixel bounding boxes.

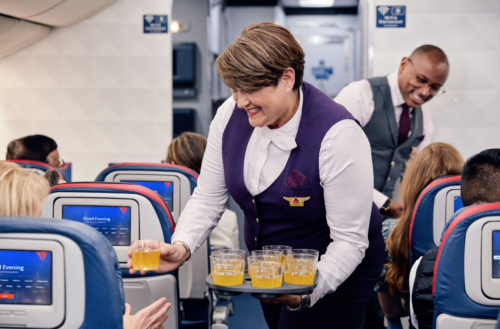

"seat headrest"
[0,217,125,328]
[50,182,175,240]
[432,203,500,320]
[4,159,70,182]
[409,175,461,261]
[94,162,198,193]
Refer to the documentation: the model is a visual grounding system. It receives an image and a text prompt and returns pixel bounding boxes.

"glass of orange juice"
[131,240,161,271]
[248,255,281,278]
[212,249,246,259]
[251,262,282,288]
[210,255,245,286]
[289,249,319,262]
[283,254,317,285]
[262,245,292,263]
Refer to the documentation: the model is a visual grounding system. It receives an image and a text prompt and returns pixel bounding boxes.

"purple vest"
[222,82,360,255]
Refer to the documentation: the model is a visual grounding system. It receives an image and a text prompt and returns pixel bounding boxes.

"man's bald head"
[410,44,449,67]
[398,44,450,108]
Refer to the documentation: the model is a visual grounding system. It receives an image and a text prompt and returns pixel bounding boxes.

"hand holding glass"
[131,240,161,271]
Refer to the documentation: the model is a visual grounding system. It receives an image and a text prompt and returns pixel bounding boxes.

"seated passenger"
[0,163,171,329]
[6,134,66,171]
[411,148,500,328]
[44,169,65,187]
[166,132,240,250]
[374,143,464,321]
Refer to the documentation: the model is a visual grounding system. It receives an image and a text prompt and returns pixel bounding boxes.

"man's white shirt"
[334,71,434,208]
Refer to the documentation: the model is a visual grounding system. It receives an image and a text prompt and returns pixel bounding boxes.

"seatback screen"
[62,205,131,246]
[454,196,464,213]
[0,250,52,305]
[122,181,174,213]
[493,231,500,278]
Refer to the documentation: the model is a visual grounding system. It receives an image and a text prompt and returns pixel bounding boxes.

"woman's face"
[231,70,298,129]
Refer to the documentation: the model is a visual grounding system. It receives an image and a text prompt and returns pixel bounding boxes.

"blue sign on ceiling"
[312,60,333,80]
[143,15,169,34]
[376,6,406,28]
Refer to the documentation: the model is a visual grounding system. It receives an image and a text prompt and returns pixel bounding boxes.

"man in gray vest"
[336,45,449,219]
[336,45,449,329]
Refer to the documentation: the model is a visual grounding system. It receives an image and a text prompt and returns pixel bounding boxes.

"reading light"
[171,20,181,33]
[299,0,334,7]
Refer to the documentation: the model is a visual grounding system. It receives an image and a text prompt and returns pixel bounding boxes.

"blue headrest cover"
[95,163,198,193]
[50,185,174,243]
[433,206,500,322]
[411,176,461,264]
[0,217,125,329]
[11,160,71,182]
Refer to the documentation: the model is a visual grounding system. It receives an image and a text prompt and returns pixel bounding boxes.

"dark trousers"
[260,216,385,329]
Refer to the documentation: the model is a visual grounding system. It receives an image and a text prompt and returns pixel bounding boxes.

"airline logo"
[36,252,48,261]
[164,182,171,188]
[119,207,129,214]
[283,196,310,207]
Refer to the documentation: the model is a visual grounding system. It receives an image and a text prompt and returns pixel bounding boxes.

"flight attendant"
[335,45,449,219]
[128,22,384,328]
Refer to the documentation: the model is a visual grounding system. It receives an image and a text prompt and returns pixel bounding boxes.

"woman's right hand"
[123,297,171,329]
[128,241,190,275]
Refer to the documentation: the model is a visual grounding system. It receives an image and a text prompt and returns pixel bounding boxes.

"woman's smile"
[246,107,262,116]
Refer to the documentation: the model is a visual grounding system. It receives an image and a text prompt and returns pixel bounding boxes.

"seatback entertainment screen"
[0,250,52,305]
[454,196,464,213]
[493,231,500,278]
[122,181,174,213]
[62,205,131,246]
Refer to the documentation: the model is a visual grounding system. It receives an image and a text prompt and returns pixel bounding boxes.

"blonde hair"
[0,162,50,217]
[385,143,464,295]
[216,22,305,93]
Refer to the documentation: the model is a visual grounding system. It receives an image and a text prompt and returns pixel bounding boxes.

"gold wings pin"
[283,196,310,207]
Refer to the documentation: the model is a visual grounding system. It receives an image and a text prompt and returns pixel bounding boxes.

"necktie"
[398,104,411,146]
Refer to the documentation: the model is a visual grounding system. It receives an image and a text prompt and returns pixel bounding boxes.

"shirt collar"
[387,71,406,108]
[259,87,303,151]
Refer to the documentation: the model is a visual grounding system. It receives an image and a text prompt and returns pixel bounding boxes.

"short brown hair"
[216,22,305,93]
[166,132,207,173]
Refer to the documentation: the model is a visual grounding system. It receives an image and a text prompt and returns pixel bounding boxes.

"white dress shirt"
[334,71,434,208]
[172,87,374,306]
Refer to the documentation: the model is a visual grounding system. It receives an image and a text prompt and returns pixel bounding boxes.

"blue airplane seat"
[409,175,461,266]
[0,217,124,328]
[433,202,500,328]
[42,182,180,329]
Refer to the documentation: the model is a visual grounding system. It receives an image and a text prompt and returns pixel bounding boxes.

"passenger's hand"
[255,293,308,307]
[389,201,404,218]
[122,297,171,329]
[128,241,190,275]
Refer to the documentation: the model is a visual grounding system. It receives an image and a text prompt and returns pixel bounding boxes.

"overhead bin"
[0,15,50,59]
[0,0,118,27]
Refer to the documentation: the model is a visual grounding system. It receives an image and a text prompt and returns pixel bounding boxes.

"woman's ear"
[171,161,176,165]
[281,67,296,91]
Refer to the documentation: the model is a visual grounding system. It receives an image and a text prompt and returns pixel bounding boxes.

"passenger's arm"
[378,292,408,319]
[309,120,373,306]
[123,297,170,329]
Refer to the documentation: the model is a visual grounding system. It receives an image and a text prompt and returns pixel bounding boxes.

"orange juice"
[213,272,244,286]
[284,272,315,285]
[252,276,282,288]
[132,249,160,271]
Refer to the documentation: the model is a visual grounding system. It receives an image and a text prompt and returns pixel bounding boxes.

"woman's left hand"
[256,293,304,307]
